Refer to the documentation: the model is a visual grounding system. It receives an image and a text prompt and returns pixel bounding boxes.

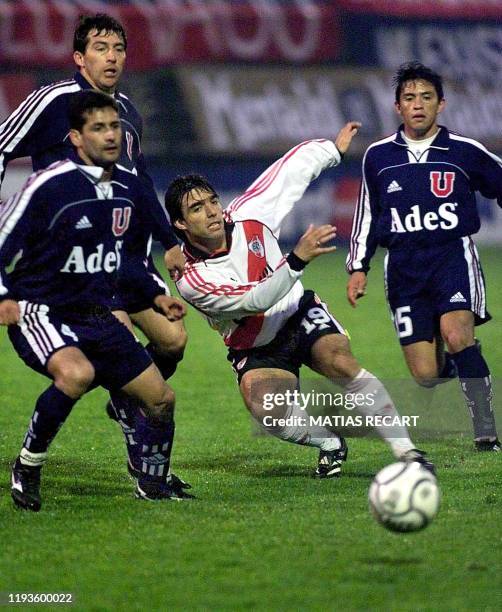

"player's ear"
[69,128,82,148]
[437,98,446,115]
[394,101,402,117]
[73,51,84,68]
[174,218,187,232]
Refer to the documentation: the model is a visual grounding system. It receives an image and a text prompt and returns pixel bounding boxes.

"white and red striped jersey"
[177,139,341,349]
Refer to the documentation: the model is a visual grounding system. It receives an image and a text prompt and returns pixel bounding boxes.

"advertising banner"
[338,0,502,19]
[0,0,341,68]
[176,65,502,156]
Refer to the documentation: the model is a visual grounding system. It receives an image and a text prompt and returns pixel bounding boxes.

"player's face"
[395,79,445,139]
[74,29,126,93]
[176,188,226,251]
[70,107,122,169]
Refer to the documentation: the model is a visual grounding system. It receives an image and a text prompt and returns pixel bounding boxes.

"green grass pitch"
[0,248,500,611]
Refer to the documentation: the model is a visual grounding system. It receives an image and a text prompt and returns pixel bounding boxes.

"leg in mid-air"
[108,307,188,479]
[11,347,95,512]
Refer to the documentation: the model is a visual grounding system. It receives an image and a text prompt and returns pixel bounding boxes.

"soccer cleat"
[106,399,119,423]
[11,459,42,512]
[313,437,348,479]
[402,448,436,475]
[475,438,501,452]
[135,474,195,501]
[127,459,192,490]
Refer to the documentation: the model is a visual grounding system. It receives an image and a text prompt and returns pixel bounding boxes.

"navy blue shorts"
[384,237,490,346]
[228,290,346,383]
[114,254,169,314]
[8,301,152,390]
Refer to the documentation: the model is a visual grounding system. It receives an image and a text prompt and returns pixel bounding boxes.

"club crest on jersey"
[430,171,455,198]
[125,131,134,161]
[248,235,265,258]
[112,207,131,237]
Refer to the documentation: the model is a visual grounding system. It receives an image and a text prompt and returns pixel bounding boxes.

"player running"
[347,62,501,452]
[163,122,434,478]
[0,92,193,510]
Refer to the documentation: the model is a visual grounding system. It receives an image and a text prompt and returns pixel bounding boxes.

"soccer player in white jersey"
[164,122,434,477]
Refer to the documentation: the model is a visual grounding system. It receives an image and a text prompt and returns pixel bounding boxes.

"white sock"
[19,447,47,468]
[260,400,342,452]
[345,369,415,458]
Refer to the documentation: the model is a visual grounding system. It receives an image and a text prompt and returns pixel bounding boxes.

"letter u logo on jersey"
[112,207,131,236]
[430,171,455,198]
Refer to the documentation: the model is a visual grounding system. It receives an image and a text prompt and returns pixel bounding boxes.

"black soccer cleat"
[106,400,119,423]
[402,448,436,475]
[11,458,42,512]
[135,474,195,501]
[313,437,348,479]
[475,438,501,452]
[127,460,192,490]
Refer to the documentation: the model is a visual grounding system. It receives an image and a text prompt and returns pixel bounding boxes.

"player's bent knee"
[409,364,439,388]
[53,360,95,396]
[441,329,472,354]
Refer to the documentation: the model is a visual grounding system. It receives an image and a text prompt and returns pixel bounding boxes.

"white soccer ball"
[368,461,440,533]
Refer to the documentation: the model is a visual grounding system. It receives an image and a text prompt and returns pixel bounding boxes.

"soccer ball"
[368,462,440,533]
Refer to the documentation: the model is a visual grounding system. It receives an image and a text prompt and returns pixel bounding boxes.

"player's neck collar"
[184,221,234,261]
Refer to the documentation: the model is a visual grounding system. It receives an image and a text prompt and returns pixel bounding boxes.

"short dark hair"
[73,13,127,53]
[394,62,444,102]
[164,175,218,238]
[68,90,119,131]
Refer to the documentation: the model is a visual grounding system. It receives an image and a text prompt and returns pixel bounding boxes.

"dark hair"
[68,90,119,131]
[73,13,127,53]
[393,62,444,102]
[164,175,218,237]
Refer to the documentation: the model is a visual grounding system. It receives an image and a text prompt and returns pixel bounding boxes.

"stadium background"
[1,0,501,247]
[0,1,501,610]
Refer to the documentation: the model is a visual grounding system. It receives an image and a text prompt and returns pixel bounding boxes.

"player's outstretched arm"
[292,224,337,263]
[0,299,20,325]
[347,271,367,308]
[334,121,362,155]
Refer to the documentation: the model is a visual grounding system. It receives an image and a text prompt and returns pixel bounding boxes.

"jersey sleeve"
[468,141,502,207]
[346,148,380,274]
[137,182,178,250]
[0,179,45,300]
[177,254,304,320]
[0,82,77,191]
[225,139,341,237]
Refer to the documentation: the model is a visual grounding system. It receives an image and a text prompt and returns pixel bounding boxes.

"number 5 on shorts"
[394,306,413,338]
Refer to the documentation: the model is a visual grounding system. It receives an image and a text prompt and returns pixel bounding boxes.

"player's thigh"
[309,334,360,382]
[47,346,95,386]
[121,362,174,410]
[240,368,298,420]
[439,310,475,353]
[130,308,187,354]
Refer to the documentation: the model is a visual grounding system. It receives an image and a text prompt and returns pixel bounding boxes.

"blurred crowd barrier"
[1,0,501,245]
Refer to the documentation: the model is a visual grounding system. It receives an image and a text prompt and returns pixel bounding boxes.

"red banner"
[0,1,342,69]
[339,0,502,19]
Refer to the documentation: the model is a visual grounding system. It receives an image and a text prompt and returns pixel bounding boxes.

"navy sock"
[133,411,175,483]
[109,390,138,447]
[146,343,181,381]
[452,345,497,440]
[438,351,457,380]
[22,385,77,454]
